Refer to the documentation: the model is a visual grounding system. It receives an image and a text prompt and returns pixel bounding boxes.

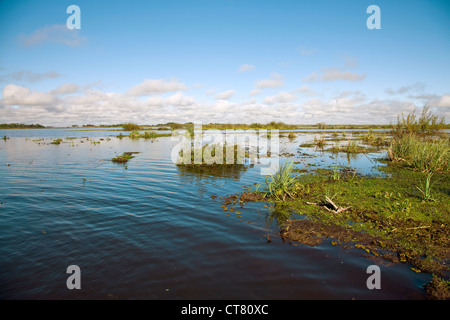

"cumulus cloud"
[215,90,236,100]
[19,24,85,47]
[127,79,188,96]
[293,85,318,96]
[1,79,448,126]
[426,94,450,108]
[2,84,56,106]
[255,72,284,89]
[263,92,298,105]
[164,92,195,106]
[51,83,80,95]
[238,64,255,72]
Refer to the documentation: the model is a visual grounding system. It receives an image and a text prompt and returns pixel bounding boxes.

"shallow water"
[0,129,431,299]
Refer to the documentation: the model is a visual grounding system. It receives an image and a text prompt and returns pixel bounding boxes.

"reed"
[394,106,445,137]
[387,134,449,172]
[313,134,326,148]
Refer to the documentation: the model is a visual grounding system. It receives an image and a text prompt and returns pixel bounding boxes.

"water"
[0,129,431,299]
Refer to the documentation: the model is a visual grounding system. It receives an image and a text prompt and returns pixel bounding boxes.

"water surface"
[0,129,430,299]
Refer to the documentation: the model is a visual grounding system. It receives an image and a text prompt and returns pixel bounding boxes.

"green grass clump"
[111,152,136,163]
[257,160,303,201]
[387,134,449,172]
[394,106,445,137]
[177,143,249,166]
[313,134,326,148]
[122,123,141,131]
[51,138,62,145]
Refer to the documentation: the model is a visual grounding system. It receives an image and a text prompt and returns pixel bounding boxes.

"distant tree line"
[0,123,46,129]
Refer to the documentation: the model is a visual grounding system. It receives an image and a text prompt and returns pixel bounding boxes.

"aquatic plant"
[387,134,449,172]
[258,160,302,201]
[331,165,341,180]
[111,152,136,163]
[313,134,326,148]
[122,123,141,131]
[394,106,445,137]
[177,143,249,166]
[51,138,62,145]
[416,172,435,201]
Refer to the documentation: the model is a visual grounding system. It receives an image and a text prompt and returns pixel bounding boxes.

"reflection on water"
[0,129,428,300]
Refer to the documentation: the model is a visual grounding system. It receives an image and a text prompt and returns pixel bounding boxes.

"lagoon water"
[0,129,431,299]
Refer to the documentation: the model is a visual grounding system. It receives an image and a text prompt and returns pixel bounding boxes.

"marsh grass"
[122,123,141,131]
[111,152,137,163]
[125,130,170,139]
[177,143,249,166]
[394,106,445,137]
[328,140,373,154]
[51,138,62,145]
[387,134,449,172]
[313,134,326,148]
[416,172,436,201]
[257,160,302,201]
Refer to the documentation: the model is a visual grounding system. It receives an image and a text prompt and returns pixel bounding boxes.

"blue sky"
[0,0,449,125]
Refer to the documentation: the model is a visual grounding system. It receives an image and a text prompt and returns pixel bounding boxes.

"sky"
[0,0,449,126]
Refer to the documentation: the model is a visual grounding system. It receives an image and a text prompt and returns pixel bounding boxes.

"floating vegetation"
[176,143,249,167]
[328,140,375,154]
[51,138,63,145]
[313,134,326,148]
[118,130,170,139]
[111,152,139,163]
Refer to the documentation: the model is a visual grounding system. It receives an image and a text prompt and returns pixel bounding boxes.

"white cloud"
[1,80,447,126]
[2,84,56,106]
[215,90,236,100]
[293,85,317,96]
[238,64,255,72]
[256,72,284,89]
[51,83,80,95]
[427,94,450,108]
[249,89,261,96]
[127,79,188,96]
[164,92,195,106]
[263,92,298,105]
[19,24,85,47]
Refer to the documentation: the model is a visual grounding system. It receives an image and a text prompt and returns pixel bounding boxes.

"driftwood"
[306,196,351,214]
[391,225,431,233]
